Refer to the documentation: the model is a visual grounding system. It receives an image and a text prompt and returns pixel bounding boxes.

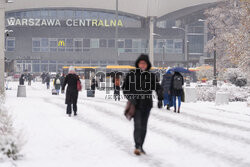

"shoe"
[177,109,180,113]
[74,113,77,116]
[134,149,141,156]
[174,109,176,113]
[167,105,170,110]
[68,114,71,117]
[140,147,146,155]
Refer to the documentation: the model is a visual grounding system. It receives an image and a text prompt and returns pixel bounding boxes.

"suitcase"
[87,89,95,97]
[52,89,58,95]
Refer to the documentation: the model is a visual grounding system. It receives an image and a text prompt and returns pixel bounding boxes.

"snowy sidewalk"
[1,82,250,167]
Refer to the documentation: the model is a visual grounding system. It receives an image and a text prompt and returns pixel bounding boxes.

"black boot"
[174,108,176,113]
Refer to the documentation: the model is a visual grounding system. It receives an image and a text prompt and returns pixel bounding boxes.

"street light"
[198,18,217,86]
[172,26,189,68]
[0,0,14,94]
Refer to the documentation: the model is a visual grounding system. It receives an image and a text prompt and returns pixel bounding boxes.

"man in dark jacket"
[62,66,80,116]
[19,74,25,85]
[170,71,184,113]
[45,73,51,89]
[122,54,163,156]
[161,69,173,110]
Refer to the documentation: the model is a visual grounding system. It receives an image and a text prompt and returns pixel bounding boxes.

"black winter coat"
[170,73,184,96]
[62,74,80,104]
[161,73,172,94]
[122,55,163,109]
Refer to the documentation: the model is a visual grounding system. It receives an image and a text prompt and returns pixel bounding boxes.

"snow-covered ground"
[1,81,250,167]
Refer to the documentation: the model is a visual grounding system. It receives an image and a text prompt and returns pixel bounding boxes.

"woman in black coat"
[122,54,163,155]
[62,67,80,116]
[170,72,184,113]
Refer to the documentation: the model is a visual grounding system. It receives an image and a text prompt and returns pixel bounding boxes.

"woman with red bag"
[62,66,81,117]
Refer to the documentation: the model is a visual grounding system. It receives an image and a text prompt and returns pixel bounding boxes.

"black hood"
[135,54,152,71]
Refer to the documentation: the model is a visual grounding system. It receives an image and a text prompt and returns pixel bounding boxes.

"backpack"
[173,75,183,90]
[56,78,61,85]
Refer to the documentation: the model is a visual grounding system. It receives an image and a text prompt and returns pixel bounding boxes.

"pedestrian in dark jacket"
[60,74,65,92]
[62,66,80,116]
[41,72,46,84]
[19,74,25,85]
[161,68,173,110]
[27,73,32,86]
[91,77,97,95]
[122,54,163,156]
[45,73,51,89]
[170,72,184,113]
[113,75,121,101]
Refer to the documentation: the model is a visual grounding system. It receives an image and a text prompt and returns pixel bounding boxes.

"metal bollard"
[17,85,26,97]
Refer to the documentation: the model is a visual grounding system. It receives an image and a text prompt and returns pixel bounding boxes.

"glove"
[158,100,163,109]
[61,90,65,94]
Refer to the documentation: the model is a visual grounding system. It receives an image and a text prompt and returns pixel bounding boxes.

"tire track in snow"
[83,96,250,132]
[42,97,169,167]
[81,97,250,143]
[75,97,250,167]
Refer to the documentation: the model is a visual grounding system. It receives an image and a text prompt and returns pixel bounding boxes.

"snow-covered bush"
[196,86,217,101]
[0,94,23,161]
[221,68,247,87]
[196,83,249,102]
[196,68,214,81]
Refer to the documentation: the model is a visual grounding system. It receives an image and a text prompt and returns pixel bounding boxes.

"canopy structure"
[4,0,218,17]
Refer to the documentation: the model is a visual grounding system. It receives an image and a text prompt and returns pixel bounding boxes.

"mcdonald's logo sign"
[58,40,65,46]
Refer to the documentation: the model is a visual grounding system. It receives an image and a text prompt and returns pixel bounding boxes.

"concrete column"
[0,0,5,94]
[184,25,188,62]
[149,17,155,67]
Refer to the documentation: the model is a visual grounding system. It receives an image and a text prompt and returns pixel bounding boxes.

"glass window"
[32,39,40,47]
[41,38,49,47]
[90,39,99,48]
[132,39,141,48]
[57,10,65,19]
[41,10,49,17]
[15,12,21,18]
[50,39,57,47]
[108,39,115,48]
[49,10,57,18]
[75,11,83,18]
[83,39,90,48]
[49,64,56,72]
[99,39,107,48]
[75,39,83,52]
[32,10,40,18]
[65,10,74,18]
[32,64,40,73]
[66,38,73,52]
[32,48,40,52]
[118,40,124,48]
[125,39,132,48]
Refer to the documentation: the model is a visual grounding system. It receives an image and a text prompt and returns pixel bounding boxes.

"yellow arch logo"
[58,40,65,46]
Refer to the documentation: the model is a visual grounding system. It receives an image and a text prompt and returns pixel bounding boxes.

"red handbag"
[77,80,82,91]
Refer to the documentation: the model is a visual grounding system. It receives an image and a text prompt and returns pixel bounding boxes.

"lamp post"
[0,0,14,95]
[198,19,217,86]
[172,26,189,68]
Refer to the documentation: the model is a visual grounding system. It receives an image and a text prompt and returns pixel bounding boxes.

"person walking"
[27,73,32,86]
[45,73,51,89]
[113,75,121,101]
[161,68,173,110]
[122,54,163,156]
[170,71,184,113]
[62,66,80,116]
[19,74,25,85]
[53,74,61,95]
